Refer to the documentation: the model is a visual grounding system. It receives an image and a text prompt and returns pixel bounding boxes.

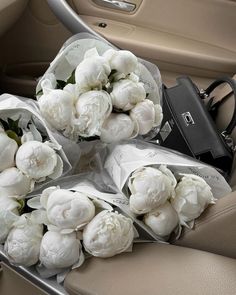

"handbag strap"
[202,76,236,135]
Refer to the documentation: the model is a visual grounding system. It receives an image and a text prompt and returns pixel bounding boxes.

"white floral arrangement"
[0,95,72,200]
[36,34,163,142]
[0,33,233,288]
[103,140,231,240]
[128,165,216,237]
[2,178,137,282]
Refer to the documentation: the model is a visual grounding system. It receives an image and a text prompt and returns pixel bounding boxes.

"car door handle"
[93,0,136,12]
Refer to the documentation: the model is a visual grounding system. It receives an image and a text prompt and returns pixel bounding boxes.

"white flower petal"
[143,202,179,237]
[0,132,18,172]
[130,99,157,135]
[0,167,33,198]
[171,174,215,225]
[48,155,63,180]
[40,186,58,208]
[75,56,111,91]
[40,73,57,95]
[4,214,43,266]
[83,210,134,258]
[103,49,138,75]
[100,113,135,143]
[111,79,146,111]
[38,89,74,132]
[75,90,112,137]
[39,231,81,269]
[0,210,19,243]
[16,141,59,180]
[128,166,176,214]
[45,189,95,230]
[92,198,113,211]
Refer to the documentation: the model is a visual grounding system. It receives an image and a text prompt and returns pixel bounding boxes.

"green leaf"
[36,89,43,97]
[6,130,21,146]
[17,199,25,214]
[56,80,67,89]
[7,117,23,136]
[66,69,76,84]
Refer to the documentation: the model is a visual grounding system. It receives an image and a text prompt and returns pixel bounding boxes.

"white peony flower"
[154,104,163,127]
[130,100,163,135]
[75,56,111,91]
[0,132,18,172]
[0,195,20,243]
[15,141,63,181]
[0,210,19,244]
[4,214,43,266]
[100,113,137,143]
[39,231,81,269]
[64,83,81,102]
[143,202,179,237]
[83,210,134,258]
[0,167,34,199]
[128,166,177,214]
[75,90,112,137]
[0,195,20,214]
[38,89,74,132]
[41,188,95,231]
[171,174,216,226]
[111,79,146,111]
[39,73,57,95]
[103,49,138,75]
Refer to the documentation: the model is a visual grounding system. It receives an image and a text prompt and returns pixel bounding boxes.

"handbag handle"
[203,77,236,135]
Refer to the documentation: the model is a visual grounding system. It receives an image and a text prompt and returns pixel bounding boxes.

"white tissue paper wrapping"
[93,140,232,240]
[36,33,163,146]
[0,94,77,186]
[32,172,160,243]
[103,140,231,198]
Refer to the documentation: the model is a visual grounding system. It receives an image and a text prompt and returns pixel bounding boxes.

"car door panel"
[73,0,236,79]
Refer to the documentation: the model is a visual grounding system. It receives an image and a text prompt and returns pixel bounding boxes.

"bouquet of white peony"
[36,33,163,143]
[101,140,231,240]
[2,174,137,282]
[0,94,72,190]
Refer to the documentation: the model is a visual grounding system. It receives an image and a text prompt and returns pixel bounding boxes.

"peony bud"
[111,79,146,111]
[75,90,112,137]
[75,56,111,91]
[130,100,163,135]
[4,214,43,266]
[39,231,81,269]
[128,166,176,214]
[143,202,179,237]
[171,174,215,226]
[103,49,138,75]
[83,211,134,258]
[100,113,137,143]
[38,89,74,132]
[16,141,63,181]
[42,188,95,231]
[0,167,33,198]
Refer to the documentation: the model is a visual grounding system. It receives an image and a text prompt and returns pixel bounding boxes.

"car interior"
[0,0,236,294]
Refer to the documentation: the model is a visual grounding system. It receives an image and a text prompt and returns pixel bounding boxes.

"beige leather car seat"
[64,76,236,295]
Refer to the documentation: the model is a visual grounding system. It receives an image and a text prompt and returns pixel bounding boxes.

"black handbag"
[155,76,236,176]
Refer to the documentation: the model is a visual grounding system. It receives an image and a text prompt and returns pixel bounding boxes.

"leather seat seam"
[182,205,236,235]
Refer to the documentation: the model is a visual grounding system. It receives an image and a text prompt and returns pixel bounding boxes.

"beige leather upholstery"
[64,243,236,295]
[0,262,47,295]
[174,191,236,259]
